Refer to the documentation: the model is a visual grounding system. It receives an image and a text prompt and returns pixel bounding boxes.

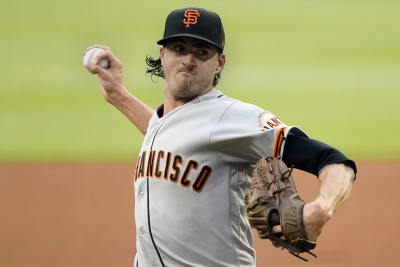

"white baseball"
[83,48,110,69]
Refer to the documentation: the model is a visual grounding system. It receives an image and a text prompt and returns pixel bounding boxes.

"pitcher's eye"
[198,49,208,56]
[173,45,184,53]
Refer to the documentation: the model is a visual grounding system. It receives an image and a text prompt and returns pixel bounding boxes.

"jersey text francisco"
[134,150,212,193]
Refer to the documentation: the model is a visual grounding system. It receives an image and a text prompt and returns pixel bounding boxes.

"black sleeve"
[282,132,357,178]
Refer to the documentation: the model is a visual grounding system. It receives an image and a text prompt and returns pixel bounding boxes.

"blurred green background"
[1,0,399,162]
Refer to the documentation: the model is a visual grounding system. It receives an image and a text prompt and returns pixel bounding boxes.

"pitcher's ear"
[216,53,226,73]
[160,47,164,66]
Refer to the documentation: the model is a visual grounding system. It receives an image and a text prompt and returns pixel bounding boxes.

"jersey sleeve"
[282,130,357,178]
[209,101,307,163]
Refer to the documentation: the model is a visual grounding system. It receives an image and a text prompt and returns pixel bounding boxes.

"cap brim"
[157,34,223,52]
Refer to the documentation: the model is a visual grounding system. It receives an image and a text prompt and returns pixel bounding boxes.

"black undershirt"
[282,133,357,178]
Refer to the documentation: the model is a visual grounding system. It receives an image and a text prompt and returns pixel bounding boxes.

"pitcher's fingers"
[85,64,98,74]
[91,64,109,77]
[96,50,121,68]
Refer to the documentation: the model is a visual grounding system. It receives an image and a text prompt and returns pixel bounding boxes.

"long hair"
[145,56,222,86]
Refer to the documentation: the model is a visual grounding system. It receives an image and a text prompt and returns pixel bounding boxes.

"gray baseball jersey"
[133,88,307,267]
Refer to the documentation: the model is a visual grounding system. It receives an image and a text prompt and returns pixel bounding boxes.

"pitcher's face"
[160,37,225,101]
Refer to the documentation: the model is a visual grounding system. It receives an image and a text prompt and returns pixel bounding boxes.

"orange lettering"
[155,151,164,178]
[138,151,146,178]
[164,152,172,179]
[170,155,183,183]
[192,166,212,192]
[146,150,156,177]
[180,160,198,187]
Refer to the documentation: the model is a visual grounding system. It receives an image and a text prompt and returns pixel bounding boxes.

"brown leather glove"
[246,157,317,261]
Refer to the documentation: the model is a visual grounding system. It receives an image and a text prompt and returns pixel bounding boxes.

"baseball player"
[84,7,357,267]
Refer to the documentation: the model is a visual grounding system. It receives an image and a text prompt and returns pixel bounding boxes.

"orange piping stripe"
[273,127,286,158]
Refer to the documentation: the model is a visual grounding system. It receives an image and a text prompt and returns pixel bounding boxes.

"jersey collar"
[155,88,224,118]
[191,88,224,103]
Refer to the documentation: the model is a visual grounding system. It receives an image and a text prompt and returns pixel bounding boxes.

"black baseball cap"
[157,7,225,52]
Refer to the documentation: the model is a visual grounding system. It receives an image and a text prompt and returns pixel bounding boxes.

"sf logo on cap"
[183,9,200,28]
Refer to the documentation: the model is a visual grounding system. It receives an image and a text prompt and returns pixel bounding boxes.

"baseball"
[83,48,110,69]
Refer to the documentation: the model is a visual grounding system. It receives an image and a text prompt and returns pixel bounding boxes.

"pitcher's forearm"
[316,164,355,216]
[107,88,154,135]
[302,164,354,240]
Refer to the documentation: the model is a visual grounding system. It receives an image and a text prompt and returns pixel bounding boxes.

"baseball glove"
[245,157,317,261]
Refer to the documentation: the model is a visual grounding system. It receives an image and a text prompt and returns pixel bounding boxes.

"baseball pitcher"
[84,7,357,267]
